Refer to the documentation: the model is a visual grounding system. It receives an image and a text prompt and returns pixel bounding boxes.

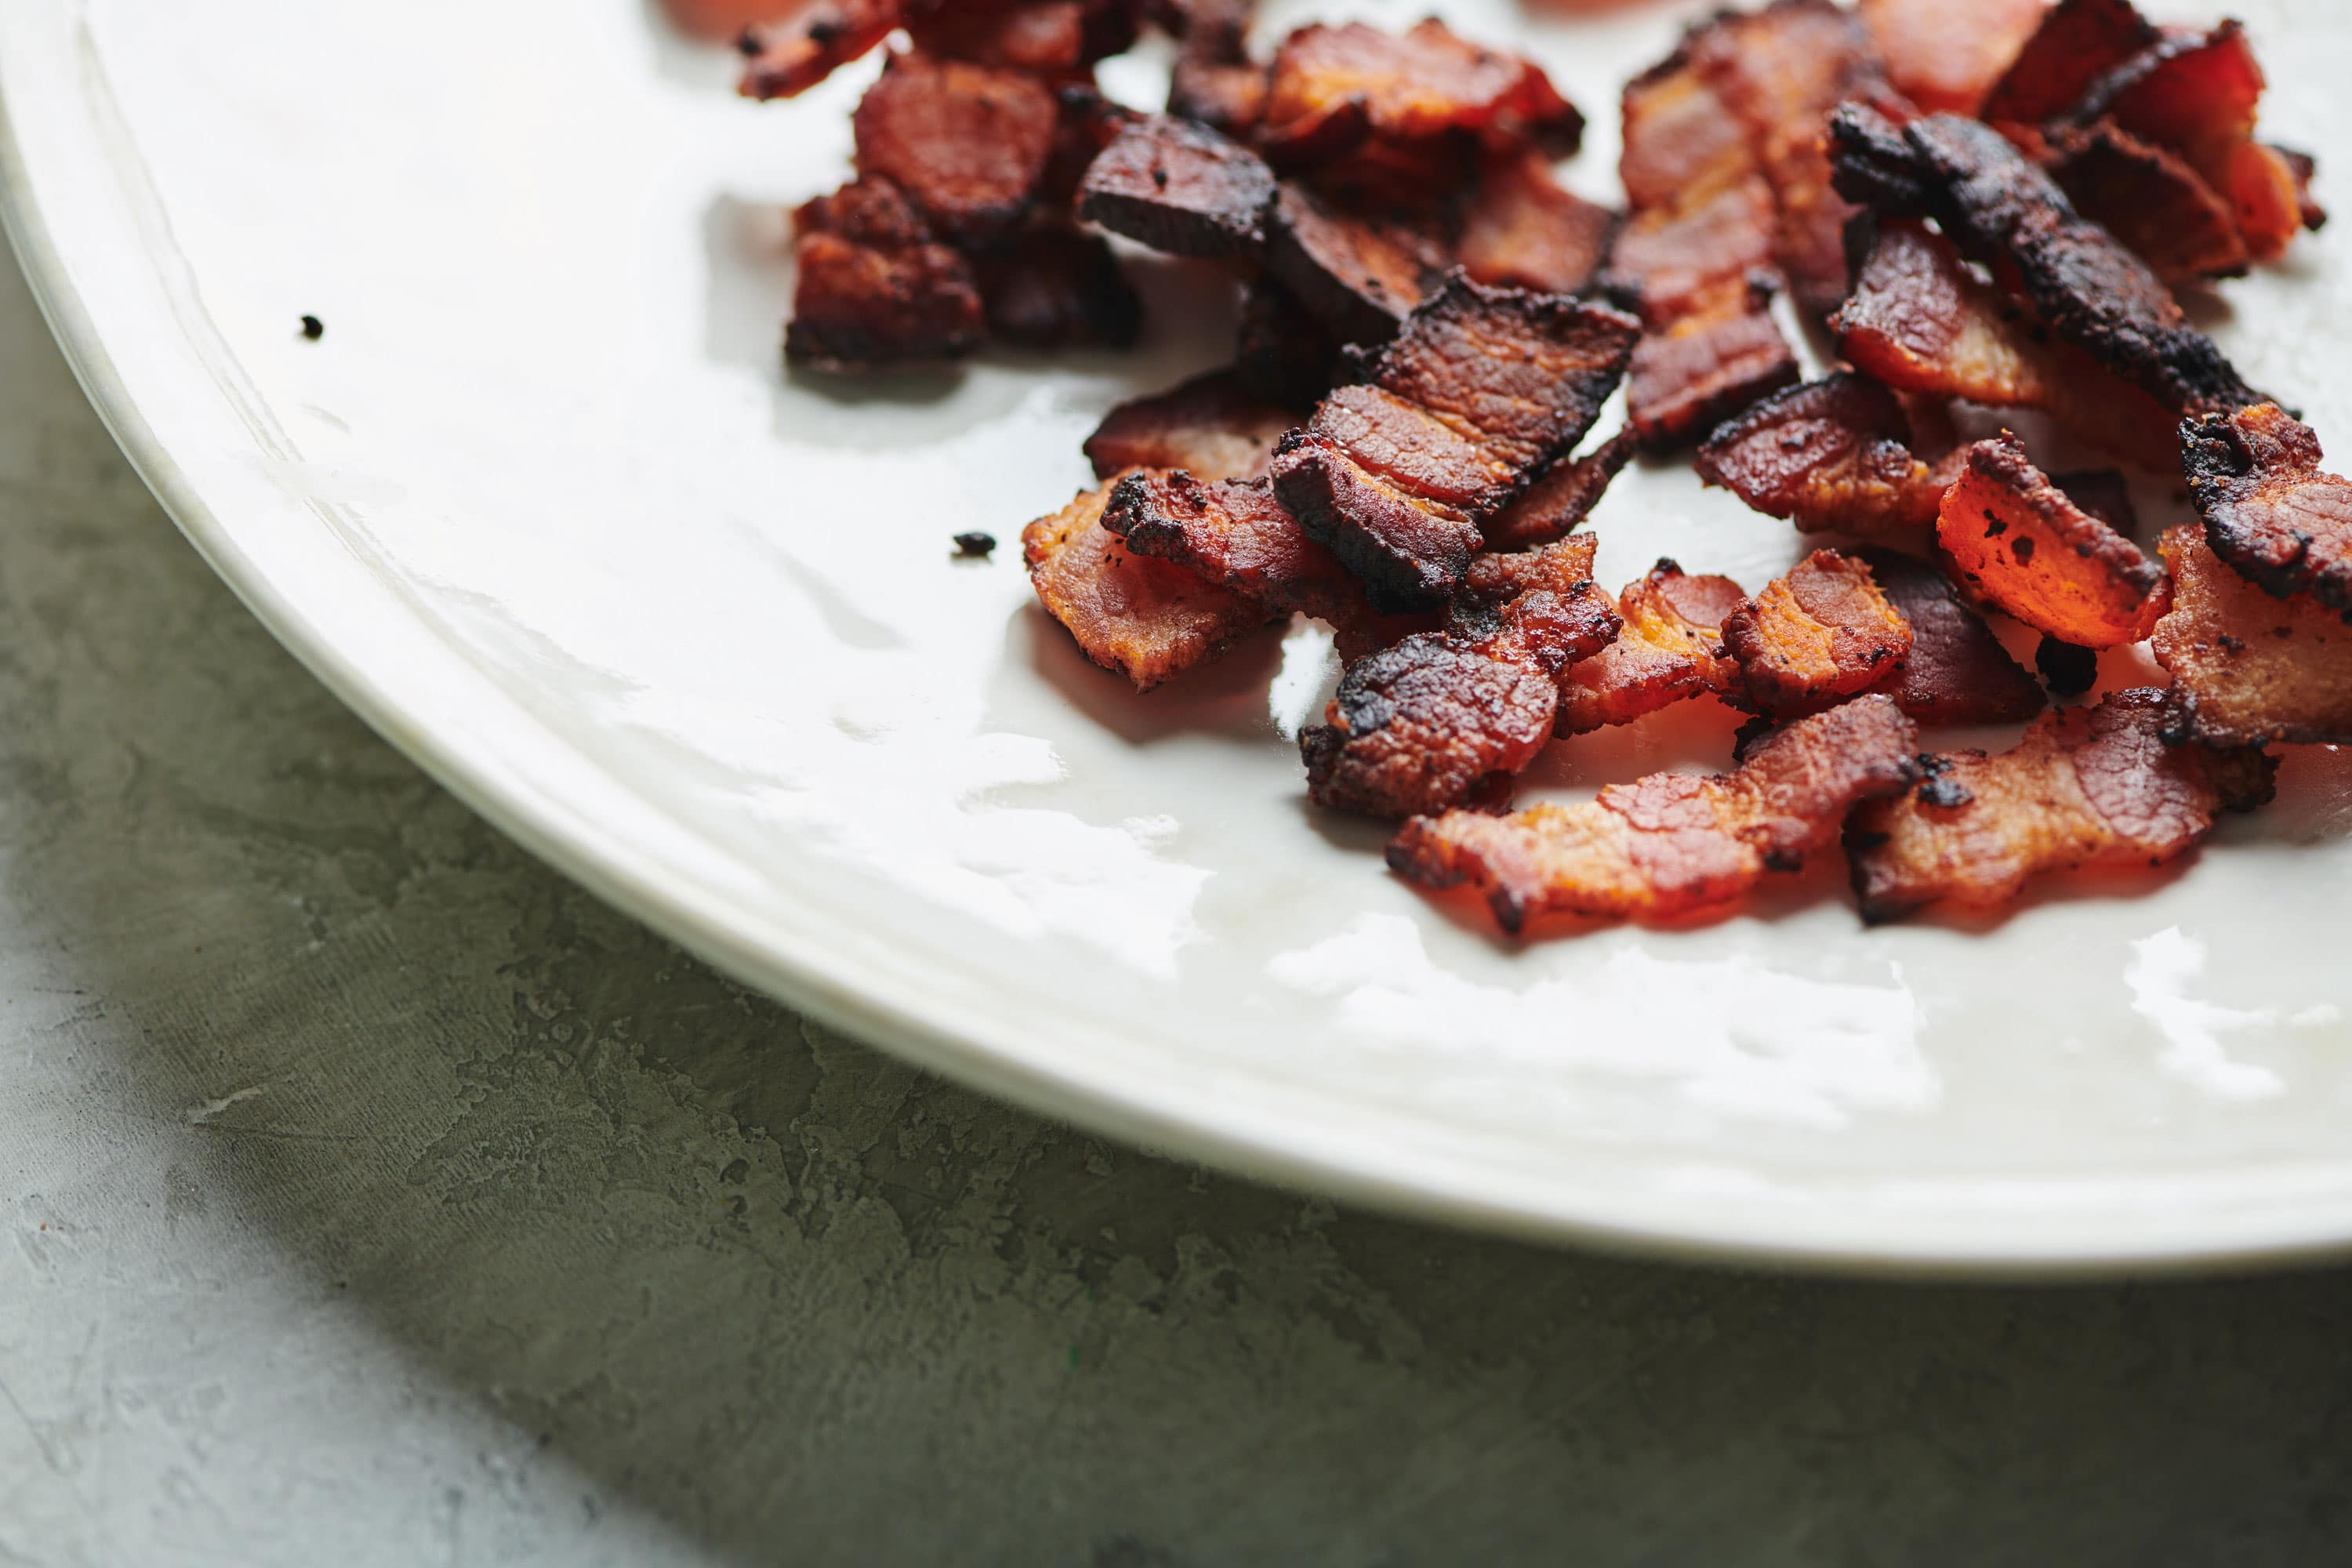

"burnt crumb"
[735,27,764,56]
[2035,634,2100,698]
[2217,633,2247,653]
[953,530,998,557]
[1916,773,1976,810]
[1730,714,1777,764]
[299,314,325,340]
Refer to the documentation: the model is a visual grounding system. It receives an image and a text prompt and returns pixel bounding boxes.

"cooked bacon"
[2277,145,2328,235]
[975,227,1142,349]
[1980,0,2159,131]
[2152,524,2352,747]
[1688,0,1900,322]
[1166,1,1269,136]
[1846,688,2276,921]
[1624,296,1802,452]
[1262,181,1451,346]
[903,0,1138,74]
[1938,434,2170,648]
[852,53,1062,250]
[1271,276,1639,612]
[1555,560,1745,736]
[1390,694,1918,931]
[2184,404,2352,617]
[2048,121,2250,282]
[1606,174,1780,325]
[1083,370,1293,483]
[1234,278,1341,409]
[1258,20,1582,172]
[1483,430,1639,554]
[1831,220,2176,466]
[1859,0,2046,117]
[739,0,900,100]
[1457,150,1617,297]
[1022,474,1269,690]
[1849,546,2045,727]
[1721,549,1914,719]
[1694,374,1951,540]
[1828,107,2266,419]
[1300,534,1620,818]
[1076,115,1275,263]
[786,177,986,369]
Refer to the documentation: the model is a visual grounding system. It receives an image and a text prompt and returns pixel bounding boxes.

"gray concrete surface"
[3,245,2352,1568]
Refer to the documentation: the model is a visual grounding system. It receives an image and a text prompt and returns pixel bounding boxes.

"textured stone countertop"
[2,243,2350,1567]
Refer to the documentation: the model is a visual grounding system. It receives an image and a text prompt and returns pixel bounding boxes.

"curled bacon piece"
[1391,694,1919,931]
[1483,430,1639,554]
[1832,220,2176,466]
[2153,524,2352,748]
[1262,181,1451,346]
[1828,106,2267,419]
[1555,560,1745,736]
[1846,688,2277,922]
[2184,405,2352,618]
[1076,115,1276,263]
[1859,0,2046,117]
[1300,534,1621,818]
[786,177,986,370]
[1083,370,1294,484]
[2047,121,2251,283]
[1938,434,2171,648]
[1850,548,2045,728]
[852,53,1063,249]
[1722,550,1914,719]
[1270,275,1639,612]
[1980,0,2159,131]
[1456,150,1618,298]
[739,0,902,100]
[1695,374,1954,540]
[1022,474,1269,690]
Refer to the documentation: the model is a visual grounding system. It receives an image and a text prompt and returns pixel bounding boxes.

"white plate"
[6,0,2351,1276]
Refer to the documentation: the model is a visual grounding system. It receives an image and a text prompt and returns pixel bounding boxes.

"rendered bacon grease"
[742,0,2325,934]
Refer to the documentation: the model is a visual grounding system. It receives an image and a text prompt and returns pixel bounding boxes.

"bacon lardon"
[1846,688,2277,922]
[2152,524,2352,748]
[1721,550,1914,720]
[1694,374,1956,541]
[1390,694,1919,931]
[1554,561,1746,737]
[1083,371,1294,485]
[2183,405,2352,619]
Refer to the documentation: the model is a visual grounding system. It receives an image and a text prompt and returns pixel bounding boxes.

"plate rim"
[7,15,2350,1281]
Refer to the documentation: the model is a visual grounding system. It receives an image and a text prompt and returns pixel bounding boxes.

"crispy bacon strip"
[1694,374,1952,540]
[1483,430,1639,554]
[1258,20,1582,170]
[1022,474,1269,690]
[1262,181,1451,346]
[1689,0,1900,322]
[1846,688,2277,921]
[1555,560,1745,736]
[975,227,1142,349]
[1605,34,1798,448]
[1980,0,2159,131]
[1829,107,2266,419]
[1234,278,1341,409]
[1100,469,1423,657]
[1721,549,1914,718]
[786,177,986,370]
[1859,0,2046,118]
[1270,276,1639,612]
[2048,121,2250,283]
[1391,694,1919,931]
[2152,524,2352,747]
[903,0,1138,74]
[1076,115,1276,263]
[1457,150,1617,297]
[1300,535,1621,818]
[2184,404,2352,618]
[1938,434,2170,648]
[1850,547,2045,727]
[852,53,1062,249]
[1083,370,1294,484]
[739,0,901,100]
[1832,220,2176,466]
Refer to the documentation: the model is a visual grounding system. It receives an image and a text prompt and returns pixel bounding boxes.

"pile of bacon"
[750,0,2339,935]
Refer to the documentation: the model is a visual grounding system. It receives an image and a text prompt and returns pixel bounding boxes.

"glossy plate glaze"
[5,0,2350,1274]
